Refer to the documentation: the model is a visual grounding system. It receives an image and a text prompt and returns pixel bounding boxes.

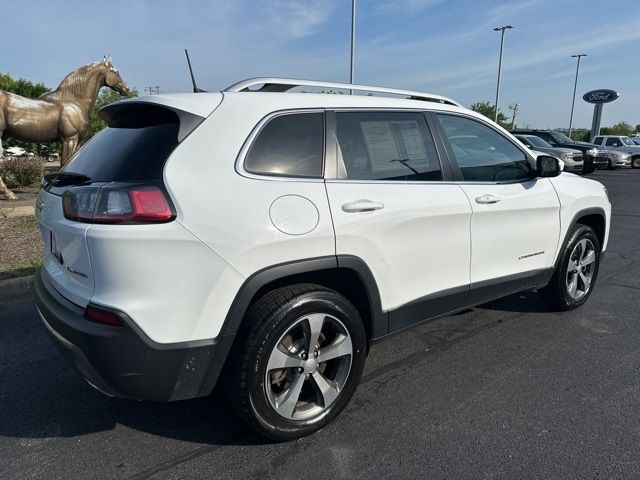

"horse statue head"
[101,55,129,96]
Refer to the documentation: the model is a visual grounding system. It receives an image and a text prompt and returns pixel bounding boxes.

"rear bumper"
[34,268,235,401]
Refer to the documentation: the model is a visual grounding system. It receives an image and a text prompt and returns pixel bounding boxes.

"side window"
[605,138,619,147]
[335,111,442,181]
[244,113,324,178]
[437,114,531,182]
[543,134,557,146]
[593,137,603,145]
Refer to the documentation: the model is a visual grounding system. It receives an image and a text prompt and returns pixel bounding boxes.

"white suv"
[35,78,611,440]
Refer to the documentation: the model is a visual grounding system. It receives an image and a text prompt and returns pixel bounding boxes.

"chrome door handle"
[341,200,384,213]
[475,194,501,204]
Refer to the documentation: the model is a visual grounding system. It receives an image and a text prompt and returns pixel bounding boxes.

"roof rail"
[223,77,462,107]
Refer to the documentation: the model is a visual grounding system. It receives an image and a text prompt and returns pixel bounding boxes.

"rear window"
[244,113,324,178]
[63,104,181,182]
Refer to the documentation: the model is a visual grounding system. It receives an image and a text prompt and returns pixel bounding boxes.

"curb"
[0,275,34,302]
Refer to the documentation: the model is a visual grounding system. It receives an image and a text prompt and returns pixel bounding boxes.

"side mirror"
[536,155,562,177]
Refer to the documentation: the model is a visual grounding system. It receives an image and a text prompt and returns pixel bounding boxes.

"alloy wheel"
[566,238,596,300]
[265,313,353,420]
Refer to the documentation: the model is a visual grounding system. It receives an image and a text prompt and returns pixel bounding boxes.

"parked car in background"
[591,135,640,168]
[514,134,583,173]
[629,137,640,146]
[510,129,607,173]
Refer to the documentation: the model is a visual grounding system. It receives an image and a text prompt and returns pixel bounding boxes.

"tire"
[538,224,601,311]
[632,156,640,169]
[226,284,366,441]
[606,159,614,170]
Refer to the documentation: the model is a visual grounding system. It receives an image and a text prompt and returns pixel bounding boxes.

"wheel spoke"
[317,335,352,363]
[579,271,591,292]
[577,239,588,258]
[568,275,578,297]
[581,250,595,266]
[267,346,304,372]
[275,373,306,418]
[311,371,340,407]
[303,313,325,353]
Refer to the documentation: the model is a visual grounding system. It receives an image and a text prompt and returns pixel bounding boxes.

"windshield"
[550,132,574,144]
[526,136,552,148]
[621,137,634,146]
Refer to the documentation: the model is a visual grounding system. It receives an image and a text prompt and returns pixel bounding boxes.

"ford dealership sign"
[583,89,619,104]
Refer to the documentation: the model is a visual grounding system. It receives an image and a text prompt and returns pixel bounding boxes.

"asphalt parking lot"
[2,169,640,479]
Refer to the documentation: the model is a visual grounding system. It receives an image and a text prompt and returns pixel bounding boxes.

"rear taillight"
[85,305,123,326]
[63,185,174,224]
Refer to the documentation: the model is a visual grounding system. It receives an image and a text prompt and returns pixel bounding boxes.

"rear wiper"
[43,172,91,187]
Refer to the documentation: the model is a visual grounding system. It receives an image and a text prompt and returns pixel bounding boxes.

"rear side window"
[335,111,442,181]
[593,137,603,145]
[64,105,181,182]
[244,113,324,178]
[438,114,531,182]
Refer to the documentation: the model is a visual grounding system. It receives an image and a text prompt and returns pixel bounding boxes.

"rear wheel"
[538,224,601,310]
[632,156,640,169]
[227,284,366,441]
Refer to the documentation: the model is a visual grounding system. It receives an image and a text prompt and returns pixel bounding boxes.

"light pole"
[350,0,356,94]
[493,25,513,123]
[568,54,587,138]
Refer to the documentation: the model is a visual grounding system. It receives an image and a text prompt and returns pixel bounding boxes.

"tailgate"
[35,189,94,306]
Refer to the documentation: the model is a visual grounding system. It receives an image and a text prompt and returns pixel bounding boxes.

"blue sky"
[3,0,639,128]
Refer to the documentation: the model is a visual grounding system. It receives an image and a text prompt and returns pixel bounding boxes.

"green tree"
[635,124,640,133]
[469,101,509,129]
[84,87,138,144]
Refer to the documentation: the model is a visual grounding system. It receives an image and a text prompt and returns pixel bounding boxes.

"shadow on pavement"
[0,290,548,447]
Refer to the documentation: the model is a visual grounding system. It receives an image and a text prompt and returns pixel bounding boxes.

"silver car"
[515,134,584,172]
[591,135,640,169]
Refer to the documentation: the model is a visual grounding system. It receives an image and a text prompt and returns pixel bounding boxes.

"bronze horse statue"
[0,57,128,199]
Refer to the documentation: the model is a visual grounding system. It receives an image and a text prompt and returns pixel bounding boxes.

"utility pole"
[349,0,356,94]
[145,86,160,95]
[568,54,587,139]
[508,103,519,129]
[493,25,513,122]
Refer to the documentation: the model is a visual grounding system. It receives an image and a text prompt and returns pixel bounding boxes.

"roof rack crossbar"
[223,77,462,107]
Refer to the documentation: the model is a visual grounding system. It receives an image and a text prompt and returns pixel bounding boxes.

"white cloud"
[259,0,335,38]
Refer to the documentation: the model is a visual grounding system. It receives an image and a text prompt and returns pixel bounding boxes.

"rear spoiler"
[99,101,205,142]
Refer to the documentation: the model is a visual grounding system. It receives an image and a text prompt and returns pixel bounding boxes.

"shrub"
[0,156,45,187]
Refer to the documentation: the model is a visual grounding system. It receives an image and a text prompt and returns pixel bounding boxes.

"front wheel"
[538,224,601,310]
[226,284,366,441]
[632,156,640,169]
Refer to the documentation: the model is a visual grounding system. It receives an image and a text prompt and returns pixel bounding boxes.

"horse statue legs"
[0,133,18,201]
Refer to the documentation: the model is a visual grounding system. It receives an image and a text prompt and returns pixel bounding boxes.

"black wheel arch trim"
[554,207,607,268]
[219,255,388,340]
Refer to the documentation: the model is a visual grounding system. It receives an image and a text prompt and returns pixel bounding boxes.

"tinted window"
[550,132,574,144]
[515,136,532,147]
[245,113,324,178]
[438,114,531,182]
[526,136,553,148]
[605,138,620,146]
[335,111,441,181]
[64,120,179,181]
[593,137,603,145]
